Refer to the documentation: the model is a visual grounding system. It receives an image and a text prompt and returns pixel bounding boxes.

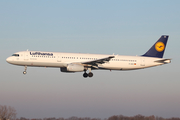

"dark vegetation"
[1,105,180,120]
[0,105,17,120]
[18,115,180,120]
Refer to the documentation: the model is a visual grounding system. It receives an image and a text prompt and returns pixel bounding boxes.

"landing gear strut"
[23,66,27,75]
[83,68,93,78]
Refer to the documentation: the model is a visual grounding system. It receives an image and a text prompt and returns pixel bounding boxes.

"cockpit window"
[12,54,19,57]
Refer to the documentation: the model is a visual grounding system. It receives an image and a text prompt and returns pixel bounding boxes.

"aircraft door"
[57,54,61,62]
[141,59,145,66]
[24,52,29,61]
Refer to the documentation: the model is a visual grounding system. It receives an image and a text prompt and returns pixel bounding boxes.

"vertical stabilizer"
[142,35,169,58]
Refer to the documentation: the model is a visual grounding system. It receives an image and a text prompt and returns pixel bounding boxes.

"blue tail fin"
[142,35,169,58]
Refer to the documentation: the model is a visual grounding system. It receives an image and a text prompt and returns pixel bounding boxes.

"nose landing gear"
[23,66,27,75]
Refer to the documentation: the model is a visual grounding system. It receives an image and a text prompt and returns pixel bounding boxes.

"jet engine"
[60,64,84,72]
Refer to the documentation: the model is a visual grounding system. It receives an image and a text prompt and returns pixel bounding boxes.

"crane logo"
[155,42,165,52]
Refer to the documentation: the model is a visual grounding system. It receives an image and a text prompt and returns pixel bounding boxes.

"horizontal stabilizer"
[154,59,171,64]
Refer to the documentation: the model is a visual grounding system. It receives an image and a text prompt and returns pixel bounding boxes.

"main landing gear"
[23,66,27,75]
[83,68,93,78]
[83,72,93,78]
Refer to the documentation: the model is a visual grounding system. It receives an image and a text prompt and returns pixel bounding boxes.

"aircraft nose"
[6,57,11,63]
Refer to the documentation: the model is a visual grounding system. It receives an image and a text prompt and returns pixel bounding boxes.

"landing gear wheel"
[83,73,88,78]
[23,71,27,75]
[23,66,27,75]
[88,72,93,77]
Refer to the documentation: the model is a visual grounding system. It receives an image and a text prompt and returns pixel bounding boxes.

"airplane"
[6,35,171,78]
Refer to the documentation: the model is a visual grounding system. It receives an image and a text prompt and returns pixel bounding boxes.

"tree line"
[1,105,180,120]
[18,115,180,120]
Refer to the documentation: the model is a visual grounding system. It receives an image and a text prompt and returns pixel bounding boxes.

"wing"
[81,56,115,67]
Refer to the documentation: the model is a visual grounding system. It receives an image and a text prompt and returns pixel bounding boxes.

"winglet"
[142,35,169,58]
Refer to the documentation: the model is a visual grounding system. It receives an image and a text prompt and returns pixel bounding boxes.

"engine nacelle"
[60,64,84,72]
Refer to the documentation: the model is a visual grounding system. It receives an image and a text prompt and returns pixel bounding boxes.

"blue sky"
[0,0,180,119]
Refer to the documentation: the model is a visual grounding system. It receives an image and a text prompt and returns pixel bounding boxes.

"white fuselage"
[6,51,169,71]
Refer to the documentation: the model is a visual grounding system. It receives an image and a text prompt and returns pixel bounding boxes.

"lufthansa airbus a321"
[6,35,171,78]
